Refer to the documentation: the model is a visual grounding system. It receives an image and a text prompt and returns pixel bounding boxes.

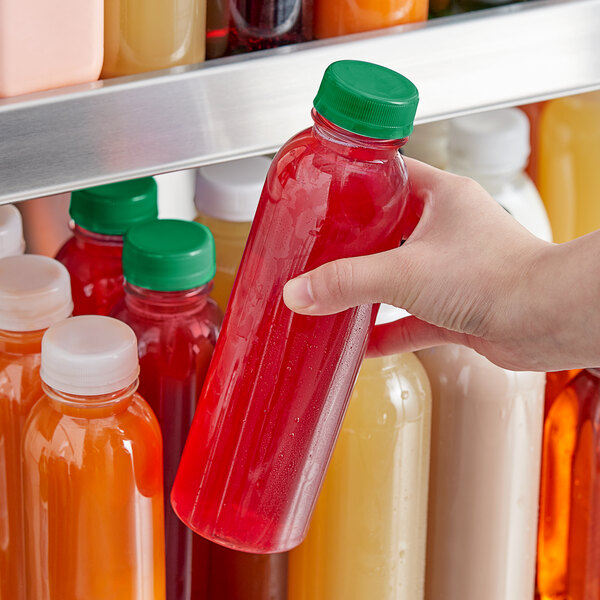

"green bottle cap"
[69,178,158,236]
[123,219,216,292]
[313,60,419,140]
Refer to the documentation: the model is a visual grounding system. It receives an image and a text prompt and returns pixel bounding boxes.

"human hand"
[283,158,597,372]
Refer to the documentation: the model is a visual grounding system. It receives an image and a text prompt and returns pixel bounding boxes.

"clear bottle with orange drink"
[195,156,272,312]
[537,369,600,600]
[313,0,428,39]
[0,255,73,600]
[22,316,166,600]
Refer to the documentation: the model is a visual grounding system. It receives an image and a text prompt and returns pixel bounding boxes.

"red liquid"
[207,0,230,58]
[171,110,411,553]
[209,546,288,599]
[537,369,600,600]
[56,225,124,316]
[112,284,222,600]
[228,0,313,53]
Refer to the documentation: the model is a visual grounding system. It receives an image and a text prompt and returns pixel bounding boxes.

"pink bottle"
[171,60,419,554]
[0,0,103,98]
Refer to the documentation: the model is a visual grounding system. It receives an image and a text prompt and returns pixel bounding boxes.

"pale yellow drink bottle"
[194,156,272,312]
[288,304,432,600]
[538,91,600,243]
[102,0,206,77]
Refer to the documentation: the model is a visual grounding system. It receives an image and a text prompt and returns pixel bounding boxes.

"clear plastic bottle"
[0,255,72,600]
[112,220,222,600]
[536,369,600,600]
[195,156,272,312]
[22,316,165,599]
[0,204,25,257]
[313,0,428,38]
[102,0,206,78]
[0,0,102,97]
[171,60,419,553]
[55,178,158,316]
[228,0,313,53]
[288,304,432,600]
[538,91,600,243]
[448,108,552,242]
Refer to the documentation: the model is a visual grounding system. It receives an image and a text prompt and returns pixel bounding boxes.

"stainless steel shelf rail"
[1,0,599,204]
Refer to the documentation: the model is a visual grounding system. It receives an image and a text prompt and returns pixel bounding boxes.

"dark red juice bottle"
[55,178,158,316]
[111,219,222,600]
[171,60,419,553]
[228,0,313,53]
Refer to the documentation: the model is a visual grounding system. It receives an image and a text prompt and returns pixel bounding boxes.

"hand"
[283,158,599,372]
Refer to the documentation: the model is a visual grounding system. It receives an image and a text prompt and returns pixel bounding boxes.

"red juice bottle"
[112,219,222,600]
[228,0,313,53]
[55,178,158,316]
[171,60,419,553]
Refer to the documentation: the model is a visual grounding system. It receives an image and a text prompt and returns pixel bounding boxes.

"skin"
[283,158,600,372]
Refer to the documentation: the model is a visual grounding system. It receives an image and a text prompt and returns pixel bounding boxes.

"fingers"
[283,248,412,316]
[367,315,462,357]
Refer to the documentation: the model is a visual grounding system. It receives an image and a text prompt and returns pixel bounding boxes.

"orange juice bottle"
[0,255,73,600]
[0,205,25,257]
[538,91,600,243]
[314,0,428,39]
[288,305,432,600]
[536,369,600,600]
[195,156,272,312]
[102,0,206,77]
[22,316,166,600]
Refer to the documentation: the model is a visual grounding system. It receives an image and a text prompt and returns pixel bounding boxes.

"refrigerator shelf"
[1,0,599,204]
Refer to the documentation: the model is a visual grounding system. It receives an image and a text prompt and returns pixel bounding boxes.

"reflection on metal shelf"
[1,0,600,204]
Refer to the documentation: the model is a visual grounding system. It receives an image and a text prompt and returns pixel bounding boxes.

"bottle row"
[2,0,530,99]
[2,67,599,600]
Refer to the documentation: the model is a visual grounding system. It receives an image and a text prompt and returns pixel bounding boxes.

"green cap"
[123,219,216,292]
[313,60,419,140]
[69,178,158,235]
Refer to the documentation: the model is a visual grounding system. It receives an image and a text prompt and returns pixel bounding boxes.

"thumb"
[282,248,414,316]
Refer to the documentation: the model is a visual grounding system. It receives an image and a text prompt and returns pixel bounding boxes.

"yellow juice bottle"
[288,305,432,600]
[538,91,600,243]
[102,0,206,78]
[194,156,271,312]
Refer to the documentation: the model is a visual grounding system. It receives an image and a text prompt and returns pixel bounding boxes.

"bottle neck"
[43,380,138,418]
[0,328,46,355]
[123,281,213,317]
[72,223,123,248]
[311,109,408,159]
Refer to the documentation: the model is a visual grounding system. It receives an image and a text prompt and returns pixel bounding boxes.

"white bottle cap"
[41,316,140,396]
[448,108,530,175]
[0,205,25,257]
[155,170,198,221]
[0,255,73,332]
[376,303,410,325]
[195,156,272,222]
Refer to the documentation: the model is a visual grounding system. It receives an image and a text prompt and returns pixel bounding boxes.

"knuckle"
[323,258,354,302]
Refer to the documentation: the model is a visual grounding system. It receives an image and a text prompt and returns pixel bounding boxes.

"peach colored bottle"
[0,255,73,600]
[0,0,102,97]
[22,316,165,600]
[102,0,206,78]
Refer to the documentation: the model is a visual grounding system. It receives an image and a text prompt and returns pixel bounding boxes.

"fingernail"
[283,277,314,310]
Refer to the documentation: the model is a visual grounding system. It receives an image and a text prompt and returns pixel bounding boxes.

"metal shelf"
[1,0,600,204]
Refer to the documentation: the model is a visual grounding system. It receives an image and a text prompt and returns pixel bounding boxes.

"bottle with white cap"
[22,315,166,600]
[402,120,450,170]
[194,156,272,311]
[448,107,552,242]
[0,255,72,600]
[289,304,432,600]
[0,204,25,258]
